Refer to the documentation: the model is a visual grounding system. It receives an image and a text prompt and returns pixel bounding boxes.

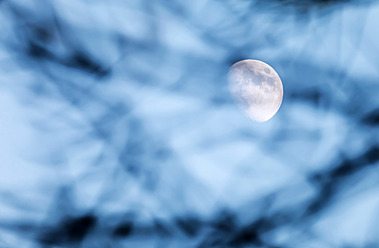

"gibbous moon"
[228,59,283,122]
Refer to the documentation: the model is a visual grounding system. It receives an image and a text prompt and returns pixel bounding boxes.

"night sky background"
[1,0,379,247]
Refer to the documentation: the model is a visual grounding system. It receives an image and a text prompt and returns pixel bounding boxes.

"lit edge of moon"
[228,59,284,122]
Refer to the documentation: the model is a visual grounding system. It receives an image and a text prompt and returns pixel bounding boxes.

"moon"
[228,59,283,122]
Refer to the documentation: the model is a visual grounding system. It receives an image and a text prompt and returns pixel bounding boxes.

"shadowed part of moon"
[228,59,283,122]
